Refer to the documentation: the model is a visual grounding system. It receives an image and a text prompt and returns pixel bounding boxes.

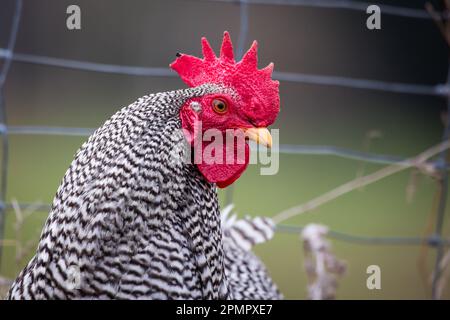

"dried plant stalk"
[0,199,42,298]
[301,224,346,300]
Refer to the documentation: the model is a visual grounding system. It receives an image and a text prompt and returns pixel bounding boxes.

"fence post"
[427,1,450,300]
[431,64,450,300]
[0,0,23,265]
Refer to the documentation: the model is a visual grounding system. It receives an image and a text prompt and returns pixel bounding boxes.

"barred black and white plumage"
[7,32,282,300]
[7,85,280,300]
[221,205,282,300]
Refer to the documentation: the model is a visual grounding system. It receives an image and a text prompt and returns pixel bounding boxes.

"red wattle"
[196,140,250,188]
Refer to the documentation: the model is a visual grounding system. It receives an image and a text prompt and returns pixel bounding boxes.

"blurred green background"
[0,0,449,299]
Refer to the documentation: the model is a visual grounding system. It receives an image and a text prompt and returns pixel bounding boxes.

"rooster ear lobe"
[202,37,216,61]
[180,104,201,145]
[220,31,235,62]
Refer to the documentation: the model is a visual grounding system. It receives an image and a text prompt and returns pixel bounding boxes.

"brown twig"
[435,248,450,298]
[417,188,441,297]
[273,140,450,224]
[426,1,450,47]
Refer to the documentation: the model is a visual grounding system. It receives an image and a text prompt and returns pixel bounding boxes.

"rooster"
[8,32,280,299]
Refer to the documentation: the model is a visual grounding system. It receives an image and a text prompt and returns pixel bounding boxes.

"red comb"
[170,31,280,127]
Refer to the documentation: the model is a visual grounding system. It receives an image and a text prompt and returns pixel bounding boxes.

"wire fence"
[0,0,449,299]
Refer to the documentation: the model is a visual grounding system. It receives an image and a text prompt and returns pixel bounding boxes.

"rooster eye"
[212,99,228,114]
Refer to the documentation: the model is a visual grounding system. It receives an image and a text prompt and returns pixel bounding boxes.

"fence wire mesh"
[0,0,449,299]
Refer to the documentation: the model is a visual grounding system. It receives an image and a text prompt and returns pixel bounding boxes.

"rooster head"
[170,31,280,188]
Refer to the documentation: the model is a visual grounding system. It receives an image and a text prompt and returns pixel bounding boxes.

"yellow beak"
[244,127,273,148]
